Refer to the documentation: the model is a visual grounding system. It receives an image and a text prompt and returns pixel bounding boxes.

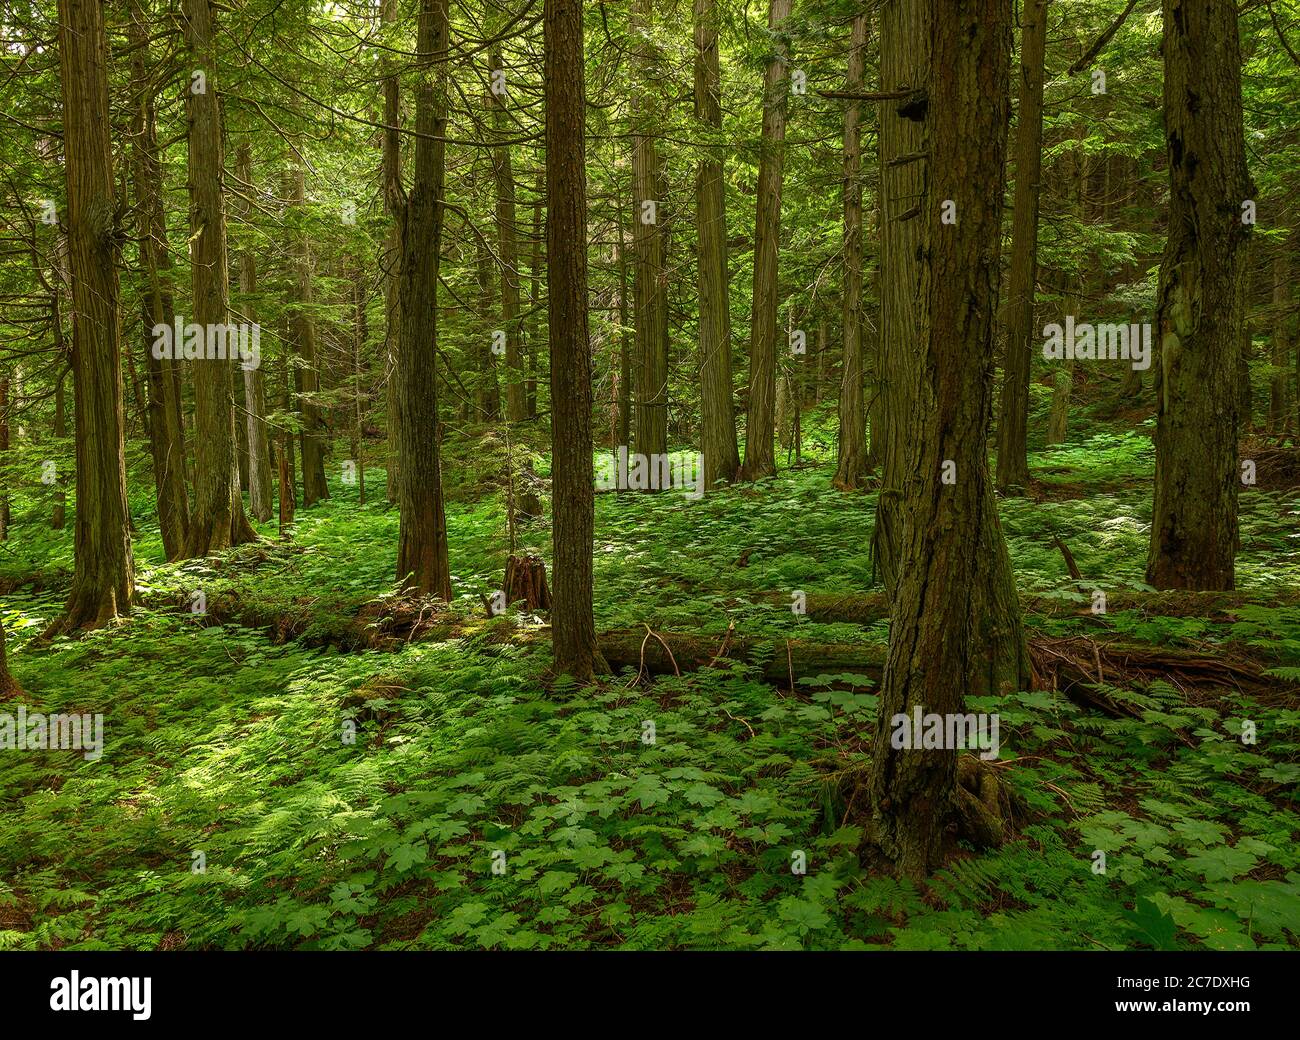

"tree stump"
[0,616,23,698]
[503,554,551,611]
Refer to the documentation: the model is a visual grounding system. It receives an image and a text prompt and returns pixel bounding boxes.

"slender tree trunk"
[394,0,452,599]
[1270,242,1290,433]
[527,169,543,419]
[130,1,190,557]
[694,0,740,488]
[491,48,525,423]
[232,142,273,522]
[50,0,137,631]
[0,375,9,541]
[1146,0,1252,591]
[739,0,792,481]
[353,261,367,506]
[285,164,330,506]
[833,11,870,491]
[545,0,606,680]
[382,0,402,504]
[52,363,67,529]
[632,0,669,468]
[868,0,1025,880]
[995,0,1049,491]
[474,237,495,417]
[180,0,257,558]
[616,185,632,449]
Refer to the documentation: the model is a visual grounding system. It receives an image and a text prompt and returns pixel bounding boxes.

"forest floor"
[2,407,1298,950]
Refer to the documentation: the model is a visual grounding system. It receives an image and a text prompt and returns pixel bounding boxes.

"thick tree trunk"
[285,164,330,507]
[868,0,1026,880]
[51,0,137,631]
[180,0,258,558]
[694,0,740,489]
[1146,0,1252,591]
[995,0,1049,491]
[545,0,607,681]
[871,3,928,593]
[234,143,273,522]
[739,0,792,481]
[631,0,669,468]
[833,12,870,491]
[394,0,453,599]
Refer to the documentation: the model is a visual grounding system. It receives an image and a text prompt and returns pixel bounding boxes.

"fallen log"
[595,628,887,685]
[748,588,1300,624]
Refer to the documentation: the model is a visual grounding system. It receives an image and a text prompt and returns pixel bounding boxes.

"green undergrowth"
[1,427,1297,949]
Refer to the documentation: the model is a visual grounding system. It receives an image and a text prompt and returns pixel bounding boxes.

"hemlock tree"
[48,0,137,633]
[394,0,453,600]
[739,0,792,482]
[1146,0,1253,591]
[693,0,740,490]
[545,0,606,680]
[180,0,258,557]
[867,0,1027,879]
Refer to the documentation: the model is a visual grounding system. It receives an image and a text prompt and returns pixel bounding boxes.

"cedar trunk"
[180,0,258,558]
[833,12,870,491]
[53,0,137,630]
[694,0,740,489]
[1146,0,1253,591]
[868,0,1026,879]
[631,0,669,466]
[739,0,792,482]
[545,0,607,680]
[394,0,453,600]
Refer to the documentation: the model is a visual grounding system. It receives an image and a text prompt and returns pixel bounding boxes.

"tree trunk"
[546,0,607,681]
[1146,0,1252,591]
[694,0,740,489]
[833,11,870,491]
[382,0,402,503]
[739,0,792,482]
[491,48,526,423]
[233,142,273,522]
[995,0,1049,491]
[867,0,1026,880]
[285,164,330,507]
[130,1,190,557]
[632,0,669,469]
[616,183,633,449]
[180,0,258,558]
[51,0,137,631]
[394,0,453,599]
[0,376,9,541]
[527,170,543,419]
[1270,242,1290,434]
